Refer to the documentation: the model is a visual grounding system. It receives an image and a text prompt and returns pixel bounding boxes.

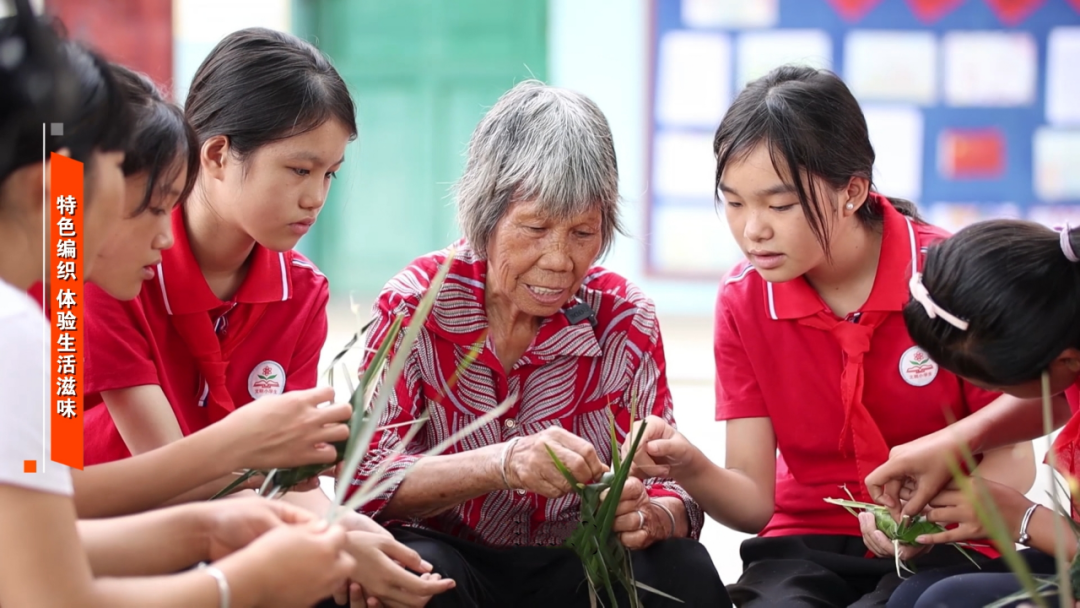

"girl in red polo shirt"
[82,31,456,606]
[626,66,1038,607]
[69,63,354,518]
[84,28,355,471]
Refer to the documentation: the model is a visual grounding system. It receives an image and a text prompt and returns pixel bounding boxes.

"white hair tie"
[908,272,969,331]
[1060,222,1079,263]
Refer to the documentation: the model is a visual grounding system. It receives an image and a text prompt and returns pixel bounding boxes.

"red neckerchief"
[160,208,286,423]
[169,303,269,422]
[797,311,892,502]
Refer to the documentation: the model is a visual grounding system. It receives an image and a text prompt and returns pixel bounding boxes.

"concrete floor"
[316,300,1057,588]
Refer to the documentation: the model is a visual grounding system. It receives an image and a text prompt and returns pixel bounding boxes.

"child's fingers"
[867,477,901,511]
[901,483,942,519]
[868,531,895,557]
[629,462,670,479]
[926,490,963,509]
[332,581,350,605]
[924,506,965,525]
[646,439,679,459]
[858,513,891,556]
[915,527,968,545]
[857,512,876,537]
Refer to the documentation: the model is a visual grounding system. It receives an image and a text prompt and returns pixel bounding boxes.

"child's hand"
[201,497,317,561]
[917,478,1033,545]
[621,416,695,480]
[858,511,930,560]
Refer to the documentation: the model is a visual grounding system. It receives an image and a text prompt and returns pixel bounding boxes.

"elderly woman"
[348,81,728,607]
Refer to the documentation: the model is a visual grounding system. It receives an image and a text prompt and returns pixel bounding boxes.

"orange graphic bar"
[50,152,83,469]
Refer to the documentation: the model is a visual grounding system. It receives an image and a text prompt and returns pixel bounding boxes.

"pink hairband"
[908,272,969,331]
[1060,222,1079,263]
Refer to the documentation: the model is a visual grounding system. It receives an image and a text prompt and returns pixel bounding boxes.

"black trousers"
[320,525,731,607]
[726,535,994,608]
[887,548,1064,608]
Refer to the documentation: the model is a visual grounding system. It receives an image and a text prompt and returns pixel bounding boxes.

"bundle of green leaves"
[546,412,682,608]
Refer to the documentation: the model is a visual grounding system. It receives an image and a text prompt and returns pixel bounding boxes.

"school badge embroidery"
[899,346,938,387]
[248,361,286,399]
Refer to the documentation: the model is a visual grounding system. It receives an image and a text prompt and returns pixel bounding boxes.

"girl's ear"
[15,146,75,214]
[3,156,51,218]
[200,135,230,182]
[839,176,870,218]
[1057,348,1080,375]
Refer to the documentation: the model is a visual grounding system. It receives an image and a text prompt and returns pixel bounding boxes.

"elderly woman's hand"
[608,477,669,550]
[505,427,608,498]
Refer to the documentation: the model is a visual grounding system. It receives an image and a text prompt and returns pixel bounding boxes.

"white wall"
[549,0,720,317]
[172,0,291,103]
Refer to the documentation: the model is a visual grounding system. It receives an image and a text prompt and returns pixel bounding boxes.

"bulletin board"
[646,0,1080,279]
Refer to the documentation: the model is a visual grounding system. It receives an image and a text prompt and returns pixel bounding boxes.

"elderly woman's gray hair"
[456,80,624,259]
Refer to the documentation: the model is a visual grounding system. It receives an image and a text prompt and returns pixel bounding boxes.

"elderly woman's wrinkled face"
[486,199,603,319]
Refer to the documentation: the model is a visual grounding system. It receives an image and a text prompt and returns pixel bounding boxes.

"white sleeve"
[0,303,72,496]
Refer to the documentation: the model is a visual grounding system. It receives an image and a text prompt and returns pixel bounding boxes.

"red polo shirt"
[82,208,329,464]
[716,197,998,538]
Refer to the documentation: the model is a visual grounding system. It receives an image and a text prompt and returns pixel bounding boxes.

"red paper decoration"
[906,0,964,23]
[825,0,884,22]
[983,0,1045,25]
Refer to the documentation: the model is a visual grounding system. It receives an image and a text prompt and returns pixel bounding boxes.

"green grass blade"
[984,579,1058,608]
[946,452,1047,607]
[597,421,648,545]
[608,406,621,473]
[546,444,585,490]
[208,469,260,500]
[1040,370,1074,604]
[332,251,455,512]
[338,392,513,514]
[634,581,683,603]
[355,315,403,402]
[336,413,430,515]
[322,318,376,388]
[332,314,404,498]
[324,332,358,389]
[590,536,619,608]
[823,497,882,519]
[258,468,279,497]
[951,543,982,569]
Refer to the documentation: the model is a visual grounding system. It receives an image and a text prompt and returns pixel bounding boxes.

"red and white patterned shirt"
[351,241,703,548]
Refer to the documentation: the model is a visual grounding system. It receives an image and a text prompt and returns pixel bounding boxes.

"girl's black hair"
[903,220,1080,386]
[0,0,131,198]
[0,9,131,177]
[713,65,920,256]
[110,64,198,215]
[0,0,78,182]
[52,41,131,173]
[184,27,357,158]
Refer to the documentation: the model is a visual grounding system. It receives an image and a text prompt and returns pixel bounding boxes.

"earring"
[845,203,854,210]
